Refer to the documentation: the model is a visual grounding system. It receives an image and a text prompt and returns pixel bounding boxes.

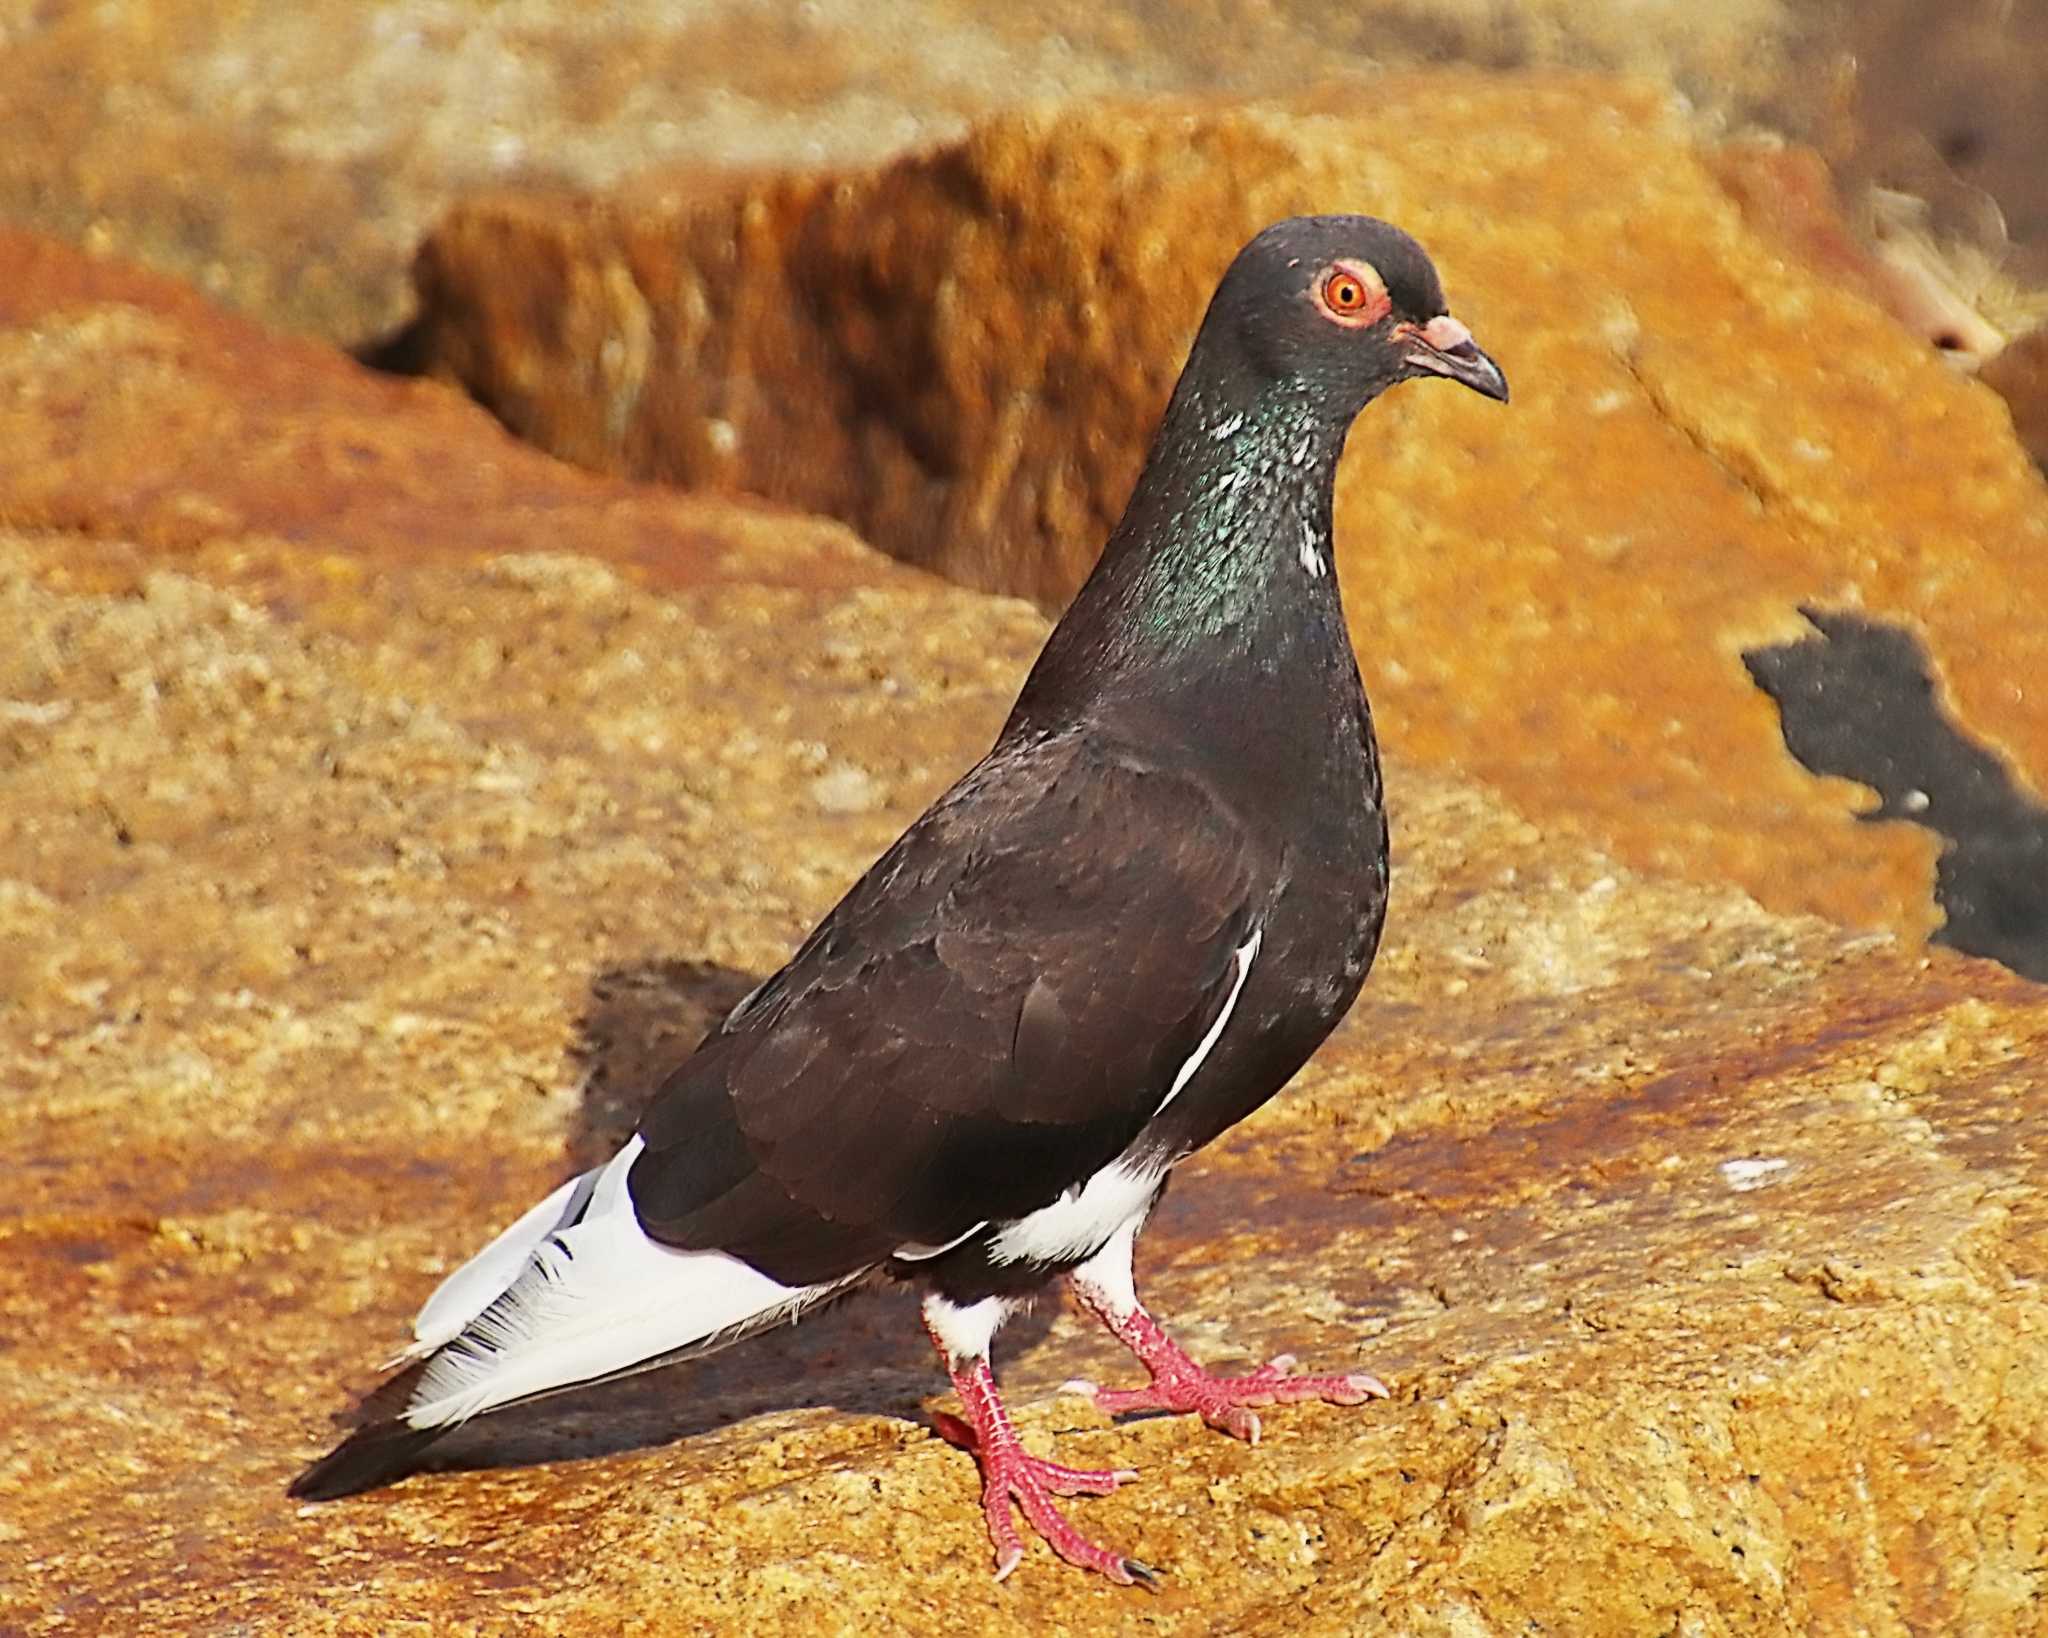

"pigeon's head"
[1207,214,1507,414]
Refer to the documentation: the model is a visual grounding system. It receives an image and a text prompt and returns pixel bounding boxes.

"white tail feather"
[401,1136,848,1430]
[391,1167,602,1367]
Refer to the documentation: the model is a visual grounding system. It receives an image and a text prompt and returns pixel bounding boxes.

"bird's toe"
[1121,1556,1165,1592]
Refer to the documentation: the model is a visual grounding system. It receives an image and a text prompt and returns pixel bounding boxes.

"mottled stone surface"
[4,0,2044,353]
[406,84,2048,949]
[5,528,2047,1635]
[3,240,2047,1635]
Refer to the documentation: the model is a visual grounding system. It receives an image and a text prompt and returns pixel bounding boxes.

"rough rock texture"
[8,531,2048,1636]
[1983,326,2048,473]
[5,235,2048,1636]
[0,0,1806,345]
[406,83,2048,948]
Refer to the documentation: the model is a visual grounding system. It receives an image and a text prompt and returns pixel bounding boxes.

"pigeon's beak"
[1400,314,1509,403]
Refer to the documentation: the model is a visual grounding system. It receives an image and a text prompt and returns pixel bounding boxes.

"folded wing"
[631,729,1263,1282]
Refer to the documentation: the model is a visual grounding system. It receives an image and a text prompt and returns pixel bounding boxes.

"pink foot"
[1067,1298,1388,1445]
[934,1363,1158,1588]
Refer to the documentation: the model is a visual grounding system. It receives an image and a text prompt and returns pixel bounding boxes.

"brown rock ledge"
[0,227,899,601]
[406,81,2048,945]
[2,237,2046,1622]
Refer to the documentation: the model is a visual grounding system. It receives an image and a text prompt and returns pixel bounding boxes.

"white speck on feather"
[1209,411,1245,440]
[1298,525,1327,578]
[1720,1157,1789,1192]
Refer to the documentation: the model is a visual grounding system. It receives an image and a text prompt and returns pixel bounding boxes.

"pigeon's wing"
[629,729,1263,1284]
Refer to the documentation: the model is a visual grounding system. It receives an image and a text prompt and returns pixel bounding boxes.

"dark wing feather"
[629,729,1261,1283]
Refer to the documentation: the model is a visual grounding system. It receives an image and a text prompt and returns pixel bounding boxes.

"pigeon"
[289,213,1508,1586]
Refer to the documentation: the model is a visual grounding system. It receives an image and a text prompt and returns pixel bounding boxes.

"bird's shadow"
[411,956,1054,1479]
[1743,606,2048,983]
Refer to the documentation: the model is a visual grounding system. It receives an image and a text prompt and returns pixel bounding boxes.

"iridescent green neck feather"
[1013,370,1355,727]
[1112,383,1345,657]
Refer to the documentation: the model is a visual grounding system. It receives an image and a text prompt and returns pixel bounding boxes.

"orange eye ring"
[1313,260,1389,327]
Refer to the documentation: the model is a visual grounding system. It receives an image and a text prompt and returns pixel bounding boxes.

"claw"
[936,1355,1153,1587]
[1122,1557,1164,1592]
[1067,1291,1388,1445]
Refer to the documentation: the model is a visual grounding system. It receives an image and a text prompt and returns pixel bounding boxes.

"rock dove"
[289,214,1507,1586]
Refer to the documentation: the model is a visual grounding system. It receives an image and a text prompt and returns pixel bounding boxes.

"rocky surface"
[4,235,2048,1635]
[1744,610,2048,983]
[405,83,2048,951]
[1983,325,2048,473]
[0,228,895,597]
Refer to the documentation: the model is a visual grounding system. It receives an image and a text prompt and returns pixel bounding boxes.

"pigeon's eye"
[1312,261,1389,327]
[1326,273,1367,310]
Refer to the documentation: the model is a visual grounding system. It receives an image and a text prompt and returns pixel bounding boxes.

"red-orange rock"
[9,0,2048,352]
[408,84,2048,945]
[5,531,2048,1635]
[0,228,899,598]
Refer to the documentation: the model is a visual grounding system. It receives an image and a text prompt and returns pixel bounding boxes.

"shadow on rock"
[1744,606,2048,981]
[563,957,763,1171]
[401,953,1051,1481]
[352,315,433,377]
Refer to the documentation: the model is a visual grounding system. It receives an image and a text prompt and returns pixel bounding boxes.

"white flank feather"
[401,1136,845,1430]
[987,1156,1165,1267]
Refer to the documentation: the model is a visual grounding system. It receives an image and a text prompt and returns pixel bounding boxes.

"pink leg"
[1067,1272,1388,1446]
[924,1314,1156,1587]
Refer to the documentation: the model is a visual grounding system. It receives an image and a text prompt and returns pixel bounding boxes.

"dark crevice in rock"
[353,314,432,376]
[1744,606,2048,982]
